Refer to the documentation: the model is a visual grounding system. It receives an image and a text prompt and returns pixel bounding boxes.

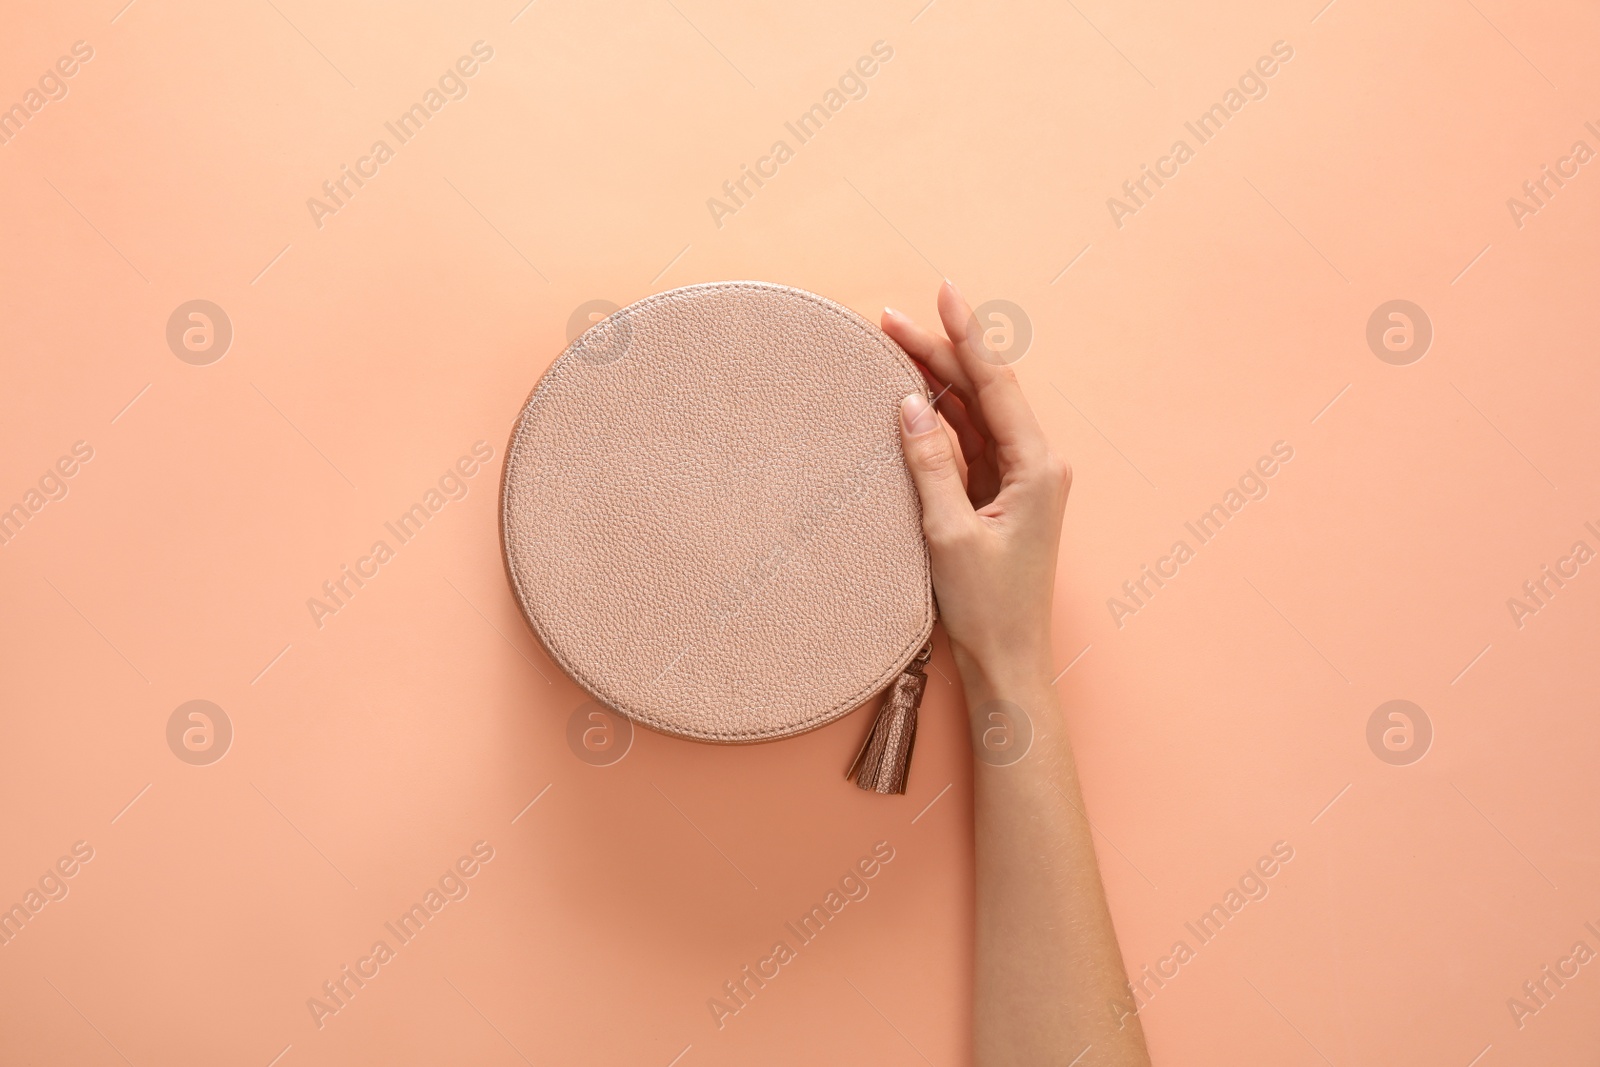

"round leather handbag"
[500,281,936,793]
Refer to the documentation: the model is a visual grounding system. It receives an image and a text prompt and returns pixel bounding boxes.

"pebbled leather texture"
[500,281,935,743]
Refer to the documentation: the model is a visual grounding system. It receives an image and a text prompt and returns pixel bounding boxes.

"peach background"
[2,1,1598,1064]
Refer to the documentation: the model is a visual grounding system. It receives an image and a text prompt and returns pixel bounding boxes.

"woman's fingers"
[898,393,976,542]
[882,307,992,442]
[934,282,1050,469]
[926,384,1002,504]
[882,288,1051,509]
[909,361,986,466]
[899,347,1003,508]
[936,390,988,467]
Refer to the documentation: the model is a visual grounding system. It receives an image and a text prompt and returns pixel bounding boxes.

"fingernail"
[943,278,963,301]
[884,306,899,319]
[901,393,937,435]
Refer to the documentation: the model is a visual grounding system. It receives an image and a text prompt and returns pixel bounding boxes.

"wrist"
[950,644,1055,705]
[959,661,1071,776]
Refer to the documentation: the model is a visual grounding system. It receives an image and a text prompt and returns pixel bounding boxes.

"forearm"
[962,653,1151,1067]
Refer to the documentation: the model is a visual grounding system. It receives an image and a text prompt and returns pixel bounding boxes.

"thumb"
[899,393,973,539]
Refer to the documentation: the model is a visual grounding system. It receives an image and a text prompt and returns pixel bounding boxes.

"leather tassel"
[847,644,932,795]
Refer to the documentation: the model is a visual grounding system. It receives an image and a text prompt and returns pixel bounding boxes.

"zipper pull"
[846,641,933,795]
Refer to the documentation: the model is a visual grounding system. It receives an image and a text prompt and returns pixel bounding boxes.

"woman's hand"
[883,282,1151,1067]
[883,281,1072,691]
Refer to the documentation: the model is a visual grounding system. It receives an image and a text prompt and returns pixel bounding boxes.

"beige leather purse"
[500,282,935,793]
